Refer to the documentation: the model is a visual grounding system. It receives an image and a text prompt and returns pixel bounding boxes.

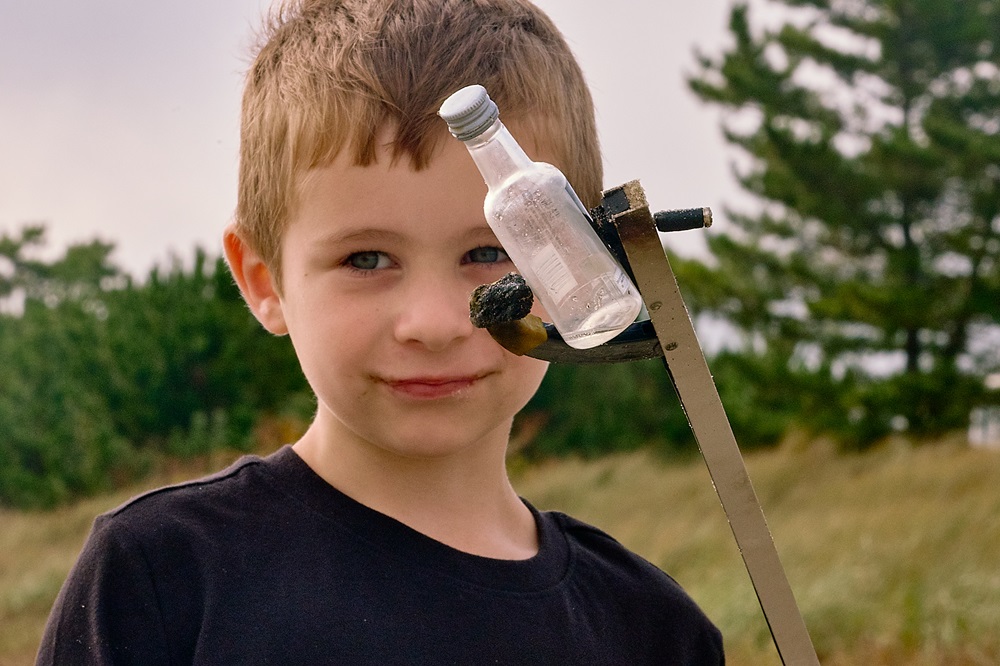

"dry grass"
[513,434,1000,664]
[2,439,999,664]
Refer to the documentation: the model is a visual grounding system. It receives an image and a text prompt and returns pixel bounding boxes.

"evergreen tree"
[0,226,140,507]
[685,0,1000,442]
[0,226,309,507]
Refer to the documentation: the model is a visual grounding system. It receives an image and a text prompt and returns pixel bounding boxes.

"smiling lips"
[382,374,485,400]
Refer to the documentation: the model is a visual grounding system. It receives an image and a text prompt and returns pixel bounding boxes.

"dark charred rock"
[469,272,534,328]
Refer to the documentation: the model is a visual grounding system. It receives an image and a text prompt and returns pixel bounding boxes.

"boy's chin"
[346,413,513,462]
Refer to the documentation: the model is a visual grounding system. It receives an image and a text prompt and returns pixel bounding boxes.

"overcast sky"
[0,1,747,277]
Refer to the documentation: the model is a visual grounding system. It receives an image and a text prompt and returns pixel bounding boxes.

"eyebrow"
[313,226,499,247]
[312,228,407,247]
[461,226,503,244]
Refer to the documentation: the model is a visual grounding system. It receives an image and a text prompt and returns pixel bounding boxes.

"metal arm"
[604,180,819,665]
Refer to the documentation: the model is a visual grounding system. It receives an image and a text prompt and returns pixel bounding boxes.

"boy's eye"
[345,251,392,271]
[464,246,510,264]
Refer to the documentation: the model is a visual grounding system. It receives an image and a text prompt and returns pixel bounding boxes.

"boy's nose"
[393,276,476,352]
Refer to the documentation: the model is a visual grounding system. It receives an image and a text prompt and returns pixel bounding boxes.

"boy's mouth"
[380,374,485,400]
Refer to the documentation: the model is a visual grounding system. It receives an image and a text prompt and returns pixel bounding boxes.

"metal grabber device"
[471,180,820,665]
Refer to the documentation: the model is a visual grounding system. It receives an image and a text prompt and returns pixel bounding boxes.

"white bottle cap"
[438,84,499,141]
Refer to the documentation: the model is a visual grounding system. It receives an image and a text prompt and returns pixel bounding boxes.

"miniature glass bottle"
[438,85,642,349]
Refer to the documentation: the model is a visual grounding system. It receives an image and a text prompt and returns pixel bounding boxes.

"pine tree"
[686,0,1000,442]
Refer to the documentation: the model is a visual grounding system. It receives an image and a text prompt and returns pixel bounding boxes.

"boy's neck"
[291,416,539,561]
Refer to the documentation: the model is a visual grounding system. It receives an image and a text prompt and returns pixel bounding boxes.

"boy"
[38,0,724,663]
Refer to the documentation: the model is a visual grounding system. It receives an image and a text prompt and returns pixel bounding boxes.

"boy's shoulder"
[90,447,293,546]
[107,451,263,508]
[545,509,692,595]
[542,509,723,658]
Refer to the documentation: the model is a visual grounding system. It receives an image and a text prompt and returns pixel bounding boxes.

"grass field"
[2,437,998,664]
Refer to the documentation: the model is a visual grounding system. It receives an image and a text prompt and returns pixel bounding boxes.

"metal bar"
[609,181,819,665]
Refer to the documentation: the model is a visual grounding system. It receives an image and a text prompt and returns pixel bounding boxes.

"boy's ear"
[223,224,289,336]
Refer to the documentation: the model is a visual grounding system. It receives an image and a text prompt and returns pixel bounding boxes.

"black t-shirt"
[37,446,724,664]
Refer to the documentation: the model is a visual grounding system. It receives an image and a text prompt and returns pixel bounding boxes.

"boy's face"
[251,130,550,460]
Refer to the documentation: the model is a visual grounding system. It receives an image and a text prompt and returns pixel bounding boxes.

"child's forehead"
[291,140,490,236]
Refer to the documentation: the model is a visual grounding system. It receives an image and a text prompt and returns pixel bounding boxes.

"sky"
[0,1,747,278]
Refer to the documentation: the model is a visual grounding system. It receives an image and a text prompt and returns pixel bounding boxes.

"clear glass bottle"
[438,85,642,349]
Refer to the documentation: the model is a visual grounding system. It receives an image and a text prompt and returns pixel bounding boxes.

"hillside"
[2,438,998,664]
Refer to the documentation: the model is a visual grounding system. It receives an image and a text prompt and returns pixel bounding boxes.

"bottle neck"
[463,119,534,190]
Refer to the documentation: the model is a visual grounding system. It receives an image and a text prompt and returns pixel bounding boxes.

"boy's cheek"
[512,354,549,388]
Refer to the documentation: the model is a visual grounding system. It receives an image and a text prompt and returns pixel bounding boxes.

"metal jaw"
[472,181,819,665]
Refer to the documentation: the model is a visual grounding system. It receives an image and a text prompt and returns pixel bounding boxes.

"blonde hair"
[236,0,602,284]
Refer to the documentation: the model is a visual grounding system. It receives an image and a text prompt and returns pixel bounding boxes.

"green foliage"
[0,228,141,507]
[101,249,307,447]
[0,301,143,508]
[523,360,695,459]
[687,0,1000,444]
[0,226,309,508]
[706,350,809,448]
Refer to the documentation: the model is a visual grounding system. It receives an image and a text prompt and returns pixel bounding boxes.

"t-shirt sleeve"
[36,515,171,666]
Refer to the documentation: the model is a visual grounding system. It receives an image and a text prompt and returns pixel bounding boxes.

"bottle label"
[531,244,577,302]
[613,268,632,294]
